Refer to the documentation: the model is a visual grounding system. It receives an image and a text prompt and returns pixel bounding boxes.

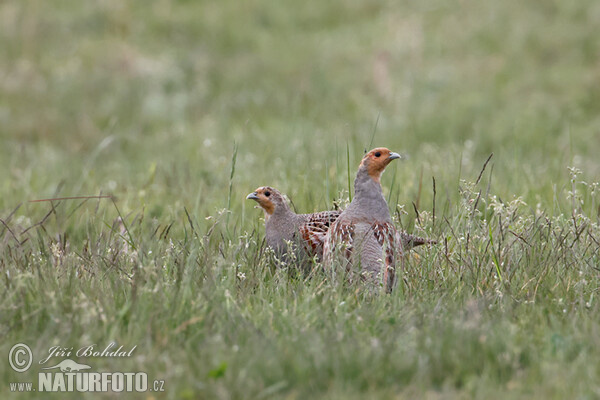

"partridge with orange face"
[323,147,404,292]
[247,186,340,263]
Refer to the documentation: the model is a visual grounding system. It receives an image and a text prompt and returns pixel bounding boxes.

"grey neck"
[270,199,295,219]
[264,201,303,254]
[347,168,392,221]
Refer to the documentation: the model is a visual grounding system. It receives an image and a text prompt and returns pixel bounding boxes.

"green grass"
[1,0,600,398]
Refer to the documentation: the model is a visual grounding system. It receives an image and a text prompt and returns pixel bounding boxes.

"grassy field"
[1,0,600,398]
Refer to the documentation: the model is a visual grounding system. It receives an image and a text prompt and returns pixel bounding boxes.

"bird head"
[246,186,287,216]
[359,147,401,183]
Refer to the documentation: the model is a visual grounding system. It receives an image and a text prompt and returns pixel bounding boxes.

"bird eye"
[374,152,381,157]
[264,191,271,197]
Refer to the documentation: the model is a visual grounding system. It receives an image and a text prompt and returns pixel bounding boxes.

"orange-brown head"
[359,147,401,182]
[246,186,287,216]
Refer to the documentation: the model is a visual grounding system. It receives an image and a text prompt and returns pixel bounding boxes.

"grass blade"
[347,142,352,202]
[227,142,238,225]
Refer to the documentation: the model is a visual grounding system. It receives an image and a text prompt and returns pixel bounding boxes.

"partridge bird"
[246,186,340,263]
[324,147,405,292]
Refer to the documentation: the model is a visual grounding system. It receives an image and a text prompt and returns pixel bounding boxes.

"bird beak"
[388,152,401,161]
[246,192,259,201]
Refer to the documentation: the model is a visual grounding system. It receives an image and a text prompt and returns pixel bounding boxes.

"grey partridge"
[323,147,404,292]
[247,186,340,263]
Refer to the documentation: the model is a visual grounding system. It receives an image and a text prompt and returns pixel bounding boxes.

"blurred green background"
[2,0,599,220]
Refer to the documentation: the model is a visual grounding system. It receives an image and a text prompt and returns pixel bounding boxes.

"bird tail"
[400,232,437,250]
